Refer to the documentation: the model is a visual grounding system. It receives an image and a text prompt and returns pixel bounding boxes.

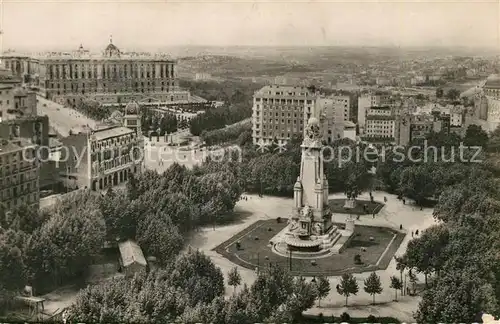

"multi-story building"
[0,67,23,121]
[331,95,350,122]
[60,107,143,191]
[396,113,435,146]
[317,97,347,143]
[1,39,177,104]
[0,138,39,209]
[364,106,396,142]
[357,93,391,131]
[252,85,316,145]
[0,115,58,190]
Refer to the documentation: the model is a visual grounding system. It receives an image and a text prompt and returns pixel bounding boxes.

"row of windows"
[256,119,304,126]
[1,192,38,208]
[255,98,312,104]
[91,135,137,152]
[91,155,138,174]
[0,150,37,165]
[48,80,174,89]
[254,129,303,138]
[47,64,174,79]
[0,170,37,187]
[256,112,304,118]
[255,105,305,113]
[1,180,37,196]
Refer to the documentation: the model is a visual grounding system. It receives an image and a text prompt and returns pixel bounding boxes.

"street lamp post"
[289,249,293,271]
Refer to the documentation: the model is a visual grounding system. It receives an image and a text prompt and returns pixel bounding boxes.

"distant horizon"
[1,1,498,52]
[4,44,499,55]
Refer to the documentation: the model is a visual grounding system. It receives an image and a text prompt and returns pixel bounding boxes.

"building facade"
[364,106,396,142]
[0,115,58,190]
[1,39,177,103]
[357,93,391,132]
[0,138,39,210]
[252,85,316,145]
[60,118,143,191]
[396,113,435,146]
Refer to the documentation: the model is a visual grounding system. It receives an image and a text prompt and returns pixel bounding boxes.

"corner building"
[0,138,39,209]
[252,85,316,145]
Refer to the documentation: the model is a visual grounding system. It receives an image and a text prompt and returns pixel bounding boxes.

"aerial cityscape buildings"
[0,3,499,322]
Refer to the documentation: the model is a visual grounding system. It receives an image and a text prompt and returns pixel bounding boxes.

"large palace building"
[1,38,177,105]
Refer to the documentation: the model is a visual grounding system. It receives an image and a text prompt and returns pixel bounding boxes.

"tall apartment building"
[252,85,315,145]
[357,93,391,131]
[0,138,39,210]
[1,39,177,105]
[60,106,143,191]
[0,67,23,121]
[252,86,354,145]
[396,113,435,146]
[331,95,350,121]
[364,106,396,142]
[0,115,58,190]
[316,97,347,143]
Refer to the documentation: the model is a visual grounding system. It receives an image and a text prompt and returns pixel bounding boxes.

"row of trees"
[376,125,500,322]
[189,105,252,136]
[74,99,112,121]
[0,161,243,313]
[182,79,263,136]
[67,258,320,323]
[200,122,252,147]
[140,108,182,136]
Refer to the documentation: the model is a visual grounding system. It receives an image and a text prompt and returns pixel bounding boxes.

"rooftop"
[366,115,395,121]
[255,85,313,97]
[118,240,147,267]
[92,126,134,141]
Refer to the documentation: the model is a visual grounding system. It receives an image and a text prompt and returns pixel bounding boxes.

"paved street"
[36,96,97,137]
[186,191,437,322]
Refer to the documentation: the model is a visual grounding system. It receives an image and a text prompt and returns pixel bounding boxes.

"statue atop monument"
[304,117,322,146]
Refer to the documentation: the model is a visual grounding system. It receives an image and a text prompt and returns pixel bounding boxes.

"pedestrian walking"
[372,213,375,218]
[384,196,387,203]
[411,231,414,237]
[402,198,406,205]
[415,229,419,236]
[400,224,403,230]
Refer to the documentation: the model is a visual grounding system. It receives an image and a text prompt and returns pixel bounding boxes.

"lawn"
[214,219,405,276]
[329,199,384,215]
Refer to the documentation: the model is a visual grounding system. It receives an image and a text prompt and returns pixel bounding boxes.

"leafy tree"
[0,229,28,291]
[336,273,359,306]
[314,276,330,307]
[464,124,488,148]
[363,272,383,304]
[446,88,461,101]
[395,255,407,295]
[343,161,369,201]
[169,250,225,306]
[408,270,418,295]
[136,212,184,265]
[399,164,437,207]
[415,269,498,323]
[389,276,402,301]
[227,266,242,293]
[276,276,318,322]
[488,125,500,152]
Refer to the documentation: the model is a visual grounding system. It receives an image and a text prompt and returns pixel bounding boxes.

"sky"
[1,0,499,51]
